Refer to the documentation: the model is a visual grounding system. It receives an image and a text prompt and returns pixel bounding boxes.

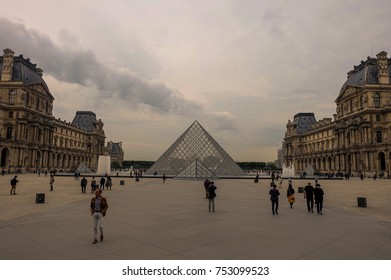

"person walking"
[90,176,97,193]
[99,176,106,191]
[90,189,108,244]
[278,177,283,189]
[287,183,295,208]
[81,176,88,194]
[269,183,280,215]
[49,175,55,191]
[162,173,166,183]
[254,173,259,183]
[314,183,325,215]
[106,176,112,190]
[203,177,211,198]
[304,182,315,213]
[207,181,217,212]
[10,175,19,195]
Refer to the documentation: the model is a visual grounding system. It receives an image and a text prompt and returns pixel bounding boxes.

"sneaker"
[100,235,104,241]
[92,239,98,244]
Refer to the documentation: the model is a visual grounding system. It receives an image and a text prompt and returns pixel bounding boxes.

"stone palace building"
[0,48,106,172]
[284,51,391,177]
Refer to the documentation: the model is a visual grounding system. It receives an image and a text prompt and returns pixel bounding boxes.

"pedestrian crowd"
[3,173,326,245]
[202,177,325,216]
[267,178,325,216]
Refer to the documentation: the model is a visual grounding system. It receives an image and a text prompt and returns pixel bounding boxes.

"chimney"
[35,67,43,76]
[1,49,15,82]
[376,51,389,84]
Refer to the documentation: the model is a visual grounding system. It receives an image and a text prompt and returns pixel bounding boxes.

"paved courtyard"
[0,174,390,260]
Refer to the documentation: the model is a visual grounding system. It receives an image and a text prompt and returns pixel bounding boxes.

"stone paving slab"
[0,174,390,260]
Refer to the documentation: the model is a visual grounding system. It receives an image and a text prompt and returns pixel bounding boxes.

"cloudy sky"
[1,0,391,161]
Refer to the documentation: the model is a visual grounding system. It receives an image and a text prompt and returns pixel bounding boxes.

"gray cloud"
[0,17,202,116]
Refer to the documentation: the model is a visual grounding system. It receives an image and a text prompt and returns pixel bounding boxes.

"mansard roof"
[339,55,391,95]
[109,142,122,154]
[71,111,98,132]
[0,54,51,94]
[292,113,317,134]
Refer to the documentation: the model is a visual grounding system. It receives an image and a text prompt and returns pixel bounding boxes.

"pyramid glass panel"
[176,159,218,179]
[147,121,245,177]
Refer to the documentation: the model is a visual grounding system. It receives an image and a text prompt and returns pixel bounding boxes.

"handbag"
[288,195,295,203]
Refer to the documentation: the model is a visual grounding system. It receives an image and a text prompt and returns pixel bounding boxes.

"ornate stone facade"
[0,49,106,172]
[284,51,391,177]
[105,141,124,165]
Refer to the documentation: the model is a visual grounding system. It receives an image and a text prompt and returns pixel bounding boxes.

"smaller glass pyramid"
[146,121,245,177]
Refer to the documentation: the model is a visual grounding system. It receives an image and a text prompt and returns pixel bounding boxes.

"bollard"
[357,197,367,207]
[298,187,304,193]
[36,193,45,203]
[120,180,125,186]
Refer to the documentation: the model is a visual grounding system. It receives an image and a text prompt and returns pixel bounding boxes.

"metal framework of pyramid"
[146,121,245,178]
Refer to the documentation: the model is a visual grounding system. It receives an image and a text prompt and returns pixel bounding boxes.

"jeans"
[208,197,215,212]
[315,198,323,213]
[306,198,314,212]
[271,200,279,214]
[92,212,104,240]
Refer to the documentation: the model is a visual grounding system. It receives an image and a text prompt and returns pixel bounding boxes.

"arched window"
[9,90,16,104]
[374,93,381,108]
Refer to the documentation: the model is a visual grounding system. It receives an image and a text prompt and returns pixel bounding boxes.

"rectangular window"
[6,127,13,139]
[9,91,16,105]
[376,115,380,122]
[8,111,13,118]
[377,130,382,143]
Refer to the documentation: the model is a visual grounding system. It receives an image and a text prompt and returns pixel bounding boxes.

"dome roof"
[339,56,391,95]
[0,55,50,93]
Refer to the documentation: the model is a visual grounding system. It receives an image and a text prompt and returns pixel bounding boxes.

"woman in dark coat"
[207,181,217,212]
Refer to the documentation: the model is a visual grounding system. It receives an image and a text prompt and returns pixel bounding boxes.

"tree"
[111,161,121,169]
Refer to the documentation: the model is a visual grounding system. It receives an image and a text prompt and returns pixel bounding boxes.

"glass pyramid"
[146,121,245,177]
